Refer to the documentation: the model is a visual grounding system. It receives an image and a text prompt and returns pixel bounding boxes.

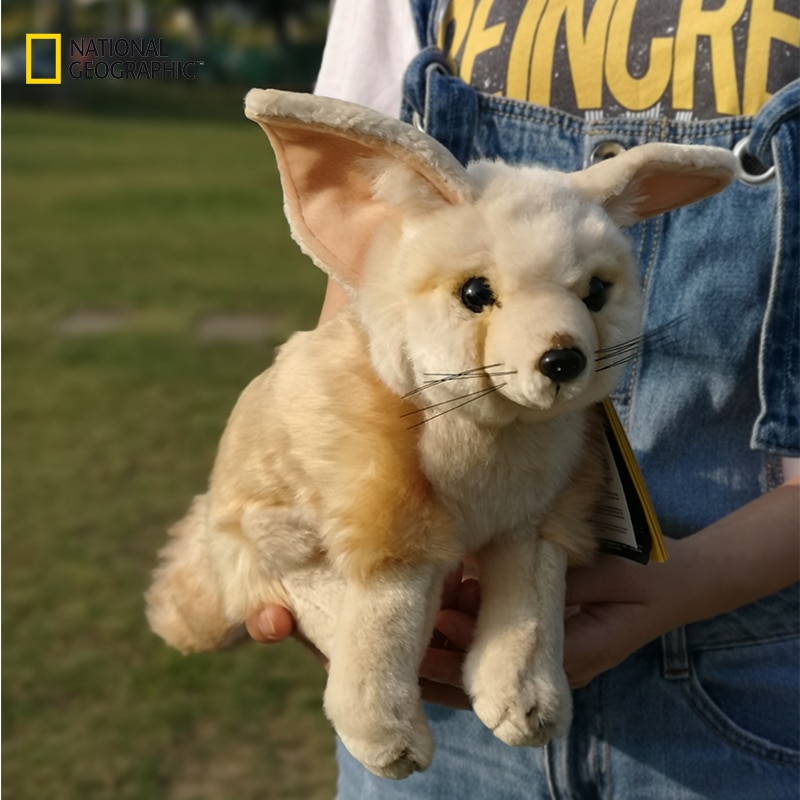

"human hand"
[418,554,677,702]
[417,563,480,710]
[419,546,689,699]
[562,553,679,689]
[564,479,800,688]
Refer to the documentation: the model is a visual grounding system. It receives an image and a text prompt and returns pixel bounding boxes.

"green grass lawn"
[3,100,336,799]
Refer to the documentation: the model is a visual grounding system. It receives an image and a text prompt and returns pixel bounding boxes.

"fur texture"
[146,89,737,779]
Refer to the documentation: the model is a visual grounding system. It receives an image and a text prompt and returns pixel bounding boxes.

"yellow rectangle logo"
[26,34,61,84]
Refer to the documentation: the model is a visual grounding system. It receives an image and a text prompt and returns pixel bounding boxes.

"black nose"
[538,348,587,383]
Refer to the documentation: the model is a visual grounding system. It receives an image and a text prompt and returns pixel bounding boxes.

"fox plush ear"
[569,143,738,227]
[244,89,472,290]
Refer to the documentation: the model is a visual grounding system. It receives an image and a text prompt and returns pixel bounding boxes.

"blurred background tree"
[2,0,331,109]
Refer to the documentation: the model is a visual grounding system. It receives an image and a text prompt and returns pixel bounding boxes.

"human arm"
[563,476,800,686]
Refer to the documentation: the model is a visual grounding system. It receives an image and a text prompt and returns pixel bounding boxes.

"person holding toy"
[248,1,800,797]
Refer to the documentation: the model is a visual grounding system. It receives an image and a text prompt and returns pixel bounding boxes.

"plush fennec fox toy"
[146,89,737,779]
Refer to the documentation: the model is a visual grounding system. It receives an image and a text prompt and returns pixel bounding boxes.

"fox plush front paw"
[465,628,572,747]
[335,711,434,780]
[324,673,433,779]
[470,668,572,747]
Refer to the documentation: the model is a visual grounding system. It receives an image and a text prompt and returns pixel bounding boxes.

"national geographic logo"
[26,34,61,84]
[25,35,202,84]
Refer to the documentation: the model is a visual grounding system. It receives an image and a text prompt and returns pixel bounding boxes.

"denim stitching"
[765,453,783,490]
[543,742,561,800]
[751,130,800,455]
[475,90,764,141]
[598,674,612,800]
[685,630,799,653]
[680,675,800,766]
[624,214,663,432]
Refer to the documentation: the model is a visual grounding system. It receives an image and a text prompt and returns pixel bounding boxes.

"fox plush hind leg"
[324,564,447,778]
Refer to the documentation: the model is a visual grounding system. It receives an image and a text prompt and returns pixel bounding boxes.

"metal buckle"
[414,61,451,134]
[733,136,776,186]
[589,141,626,165]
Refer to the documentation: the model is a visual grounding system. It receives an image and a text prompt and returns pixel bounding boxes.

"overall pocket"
[682,637,800,765]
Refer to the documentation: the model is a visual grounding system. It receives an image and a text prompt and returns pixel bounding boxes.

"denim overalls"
[336,3,800,798]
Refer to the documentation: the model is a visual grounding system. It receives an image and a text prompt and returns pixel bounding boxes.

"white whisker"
[406,384,507,429]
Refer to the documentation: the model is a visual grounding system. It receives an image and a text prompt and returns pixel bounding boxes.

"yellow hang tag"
[595,399,668,563]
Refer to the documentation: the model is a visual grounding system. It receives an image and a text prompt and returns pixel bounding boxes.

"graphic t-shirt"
[436,0,800,119]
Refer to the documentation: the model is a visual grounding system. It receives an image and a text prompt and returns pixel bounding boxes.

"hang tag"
[594,400,668,564]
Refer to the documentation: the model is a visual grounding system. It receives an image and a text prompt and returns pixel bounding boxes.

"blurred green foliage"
[2,0,328,92]
[3,95,335,799]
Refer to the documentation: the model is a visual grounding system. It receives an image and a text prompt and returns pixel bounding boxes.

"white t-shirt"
[314,0,417,116]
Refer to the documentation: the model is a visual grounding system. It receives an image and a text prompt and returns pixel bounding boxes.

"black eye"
[583,277,611,312]
[460,277,495,313]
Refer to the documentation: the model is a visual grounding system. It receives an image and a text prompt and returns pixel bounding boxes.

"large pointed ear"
[244,89,473,289]
[569,143,738,227]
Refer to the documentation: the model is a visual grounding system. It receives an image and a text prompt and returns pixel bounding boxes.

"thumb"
[246,605,295,643]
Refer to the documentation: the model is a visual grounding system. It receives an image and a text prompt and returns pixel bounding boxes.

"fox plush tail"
[145,495,251,653]
[146,494,344,657]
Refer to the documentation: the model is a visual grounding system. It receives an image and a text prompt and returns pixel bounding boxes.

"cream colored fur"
[146,89,737,779]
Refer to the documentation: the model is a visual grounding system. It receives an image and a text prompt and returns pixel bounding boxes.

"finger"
[419,678,472,710]
[456,577,481,615]
[419,646,465,687]
[433,608,476,652]
[440,563,465,609]
[245,605,295,643]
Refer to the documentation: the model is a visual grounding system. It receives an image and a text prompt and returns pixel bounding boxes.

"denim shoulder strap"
[408,0,445,50]
[748,82,800,455]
